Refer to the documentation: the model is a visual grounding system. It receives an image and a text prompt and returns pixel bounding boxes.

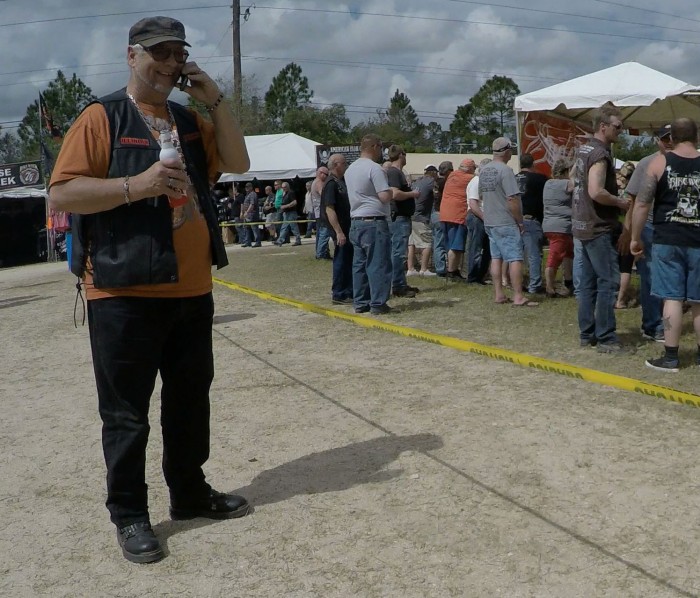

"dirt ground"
[2,252,700,598]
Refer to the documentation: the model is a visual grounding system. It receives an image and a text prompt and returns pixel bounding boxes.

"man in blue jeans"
[631,118,700,372]
[572,105,631,352]
[321,154,353,303]
[385,144,420,298]
[275,181,302,246]
[622,125,672,343]
[515,153,549,293]
[345,134,394,315]
[432,161,452,276]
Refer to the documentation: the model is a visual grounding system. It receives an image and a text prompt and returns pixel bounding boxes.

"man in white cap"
[480,137,537,306]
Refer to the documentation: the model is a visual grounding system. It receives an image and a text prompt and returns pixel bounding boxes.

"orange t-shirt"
[440,170,475,224]
[50,101,220,300]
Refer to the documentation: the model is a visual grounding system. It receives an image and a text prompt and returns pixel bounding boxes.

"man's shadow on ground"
[153,433,443,548]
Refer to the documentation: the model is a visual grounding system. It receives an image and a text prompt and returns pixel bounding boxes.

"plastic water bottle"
[159,131,188,208]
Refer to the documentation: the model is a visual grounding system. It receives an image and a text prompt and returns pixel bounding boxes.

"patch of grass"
[219,242,700,396]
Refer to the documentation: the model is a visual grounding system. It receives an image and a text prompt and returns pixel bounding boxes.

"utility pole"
[232,0,242,116]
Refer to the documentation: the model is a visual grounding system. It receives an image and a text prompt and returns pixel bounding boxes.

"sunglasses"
[146,45,189,64]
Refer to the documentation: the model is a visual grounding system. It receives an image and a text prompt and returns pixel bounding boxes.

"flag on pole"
[40,140,54,176]
[39,92,62,140]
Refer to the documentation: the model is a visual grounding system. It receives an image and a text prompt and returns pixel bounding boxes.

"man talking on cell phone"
[49,16,251,564]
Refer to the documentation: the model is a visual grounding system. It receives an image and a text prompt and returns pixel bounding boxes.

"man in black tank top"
[630,118,700,372]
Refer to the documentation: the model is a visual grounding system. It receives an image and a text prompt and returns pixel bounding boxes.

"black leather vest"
[71,88,228,288]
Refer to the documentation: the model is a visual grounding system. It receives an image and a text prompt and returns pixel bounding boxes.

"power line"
[252,5,700,46]
[446,0,700,35]
[0,5,229,28]
[588,0,700,24]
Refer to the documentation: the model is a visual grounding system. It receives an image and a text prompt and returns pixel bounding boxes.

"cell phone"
[178,74,189,91]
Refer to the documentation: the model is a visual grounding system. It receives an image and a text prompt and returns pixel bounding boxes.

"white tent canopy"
[218,133,320,183]
[514,62,700,131]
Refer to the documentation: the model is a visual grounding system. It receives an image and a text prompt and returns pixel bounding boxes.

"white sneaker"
[420,270,437,277]
[406,269,419,276]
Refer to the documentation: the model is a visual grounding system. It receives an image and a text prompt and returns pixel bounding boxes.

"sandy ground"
[2,256,700,598]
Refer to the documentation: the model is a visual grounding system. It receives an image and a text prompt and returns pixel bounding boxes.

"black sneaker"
[641,330,665,343]
[170,489,250,520]
[446,271,467,282]
[332,297,353,305]
[392,287,416,298]
[370,304,393,315]
[580,337,597,348]
[645,355,680,373]
[354,305,370,314]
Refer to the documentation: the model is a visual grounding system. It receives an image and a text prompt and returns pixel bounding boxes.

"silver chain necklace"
[126,92,180,148]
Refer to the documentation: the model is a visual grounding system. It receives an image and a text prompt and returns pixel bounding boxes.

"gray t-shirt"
[479,160,521,226]
[345,158,391,218]
[242,191,259,218]
[626,153,657,224]
[542,179,572,234]
[412,176,434,223]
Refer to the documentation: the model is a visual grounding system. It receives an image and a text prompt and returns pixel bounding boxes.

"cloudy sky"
[2,0,700,134]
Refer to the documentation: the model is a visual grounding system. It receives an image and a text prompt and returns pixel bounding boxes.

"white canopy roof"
[514,62,700,131]
[218,133,320,183]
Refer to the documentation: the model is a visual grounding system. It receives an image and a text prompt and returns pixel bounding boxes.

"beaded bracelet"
[206,93,225,113]
[123,175,131,205]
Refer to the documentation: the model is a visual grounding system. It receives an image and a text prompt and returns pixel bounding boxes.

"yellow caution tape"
[213,278,700,409]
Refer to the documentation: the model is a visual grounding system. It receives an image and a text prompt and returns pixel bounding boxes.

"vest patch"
[120,136,150,147]
[182,132,201,143]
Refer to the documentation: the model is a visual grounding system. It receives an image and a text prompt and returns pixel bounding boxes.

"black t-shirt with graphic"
[320,175,351,235]
[386,166,415,218]
[515,170,549,222]
[654,152,700,248]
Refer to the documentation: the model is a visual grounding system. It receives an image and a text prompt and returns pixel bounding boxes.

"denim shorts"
[442,222,467,251]
[486,224,524,262]
[651,243,700,302]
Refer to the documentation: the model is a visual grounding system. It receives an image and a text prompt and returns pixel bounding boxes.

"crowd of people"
[306,112,700,373]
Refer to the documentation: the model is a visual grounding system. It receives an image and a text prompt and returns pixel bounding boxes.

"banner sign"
[520,113,591,177]
[316,144,361,168]
[0,161,44,192]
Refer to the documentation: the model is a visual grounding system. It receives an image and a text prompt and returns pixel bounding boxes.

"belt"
[352,216,386,221]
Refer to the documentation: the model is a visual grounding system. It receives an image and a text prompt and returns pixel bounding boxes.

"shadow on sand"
[153,432,443,548]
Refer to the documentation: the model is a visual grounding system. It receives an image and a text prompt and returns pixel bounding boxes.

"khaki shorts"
[409,220,432,249]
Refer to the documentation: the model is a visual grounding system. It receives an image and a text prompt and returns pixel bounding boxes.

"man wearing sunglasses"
[49,16,250,564]
[571,105,631,353]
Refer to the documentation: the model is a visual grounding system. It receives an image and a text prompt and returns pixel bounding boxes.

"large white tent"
[515,62,700,132]
[218,132,320,183]
[513,62,700,173]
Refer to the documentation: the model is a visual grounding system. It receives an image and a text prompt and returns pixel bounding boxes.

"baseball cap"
[655,124,671,139]
[424,164,438,172]
[438,161,454,175]
[129,16,191,48]
[459,158,476,169]
[492,137,513,153]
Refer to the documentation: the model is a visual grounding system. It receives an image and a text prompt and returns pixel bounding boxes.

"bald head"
[327,153,348,177]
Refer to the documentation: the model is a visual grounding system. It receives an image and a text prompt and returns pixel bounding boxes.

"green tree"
[0,130,23,164]
[282,104,350,143]
[264,62,313,128]
[472,75,520,138]
[17,70,95,160]
[450,75,520,152]
[450,100,498,153]
[188,74,273,134]
[614,134,657,162]
[352,89,426,150]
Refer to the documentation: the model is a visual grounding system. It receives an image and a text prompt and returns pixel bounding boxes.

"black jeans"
[87,293,215,527]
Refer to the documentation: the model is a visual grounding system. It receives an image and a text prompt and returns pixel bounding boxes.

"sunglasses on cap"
[145,44,189,64]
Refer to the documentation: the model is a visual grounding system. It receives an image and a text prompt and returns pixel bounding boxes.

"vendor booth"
[514,62,700,175]
[0,161,54,268]
[218,132,320,183]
